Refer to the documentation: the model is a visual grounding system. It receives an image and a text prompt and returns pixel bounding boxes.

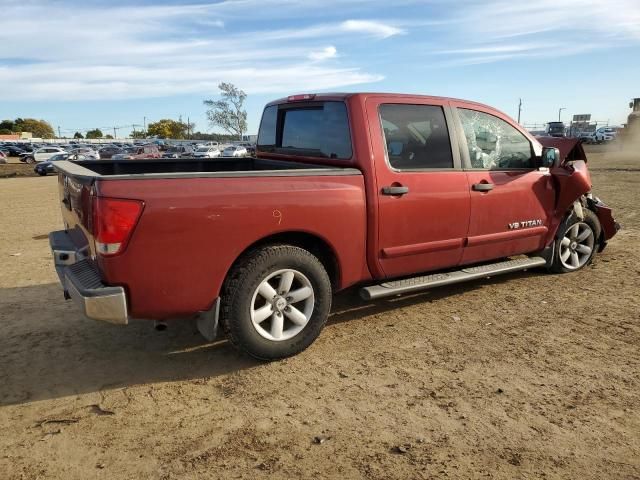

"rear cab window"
[257,101,352,160]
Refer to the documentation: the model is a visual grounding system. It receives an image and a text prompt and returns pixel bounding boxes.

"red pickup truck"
[49,93,618,359]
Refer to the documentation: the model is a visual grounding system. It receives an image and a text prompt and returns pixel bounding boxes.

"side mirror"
[540,147,560,168]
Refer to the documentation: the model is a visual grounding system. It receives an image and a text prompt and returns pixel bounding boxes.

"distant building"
[0,132,32,140]
[0,134,20,141]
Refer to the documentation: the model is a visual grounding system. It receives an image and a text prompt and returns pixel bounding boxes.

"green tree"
[130,130,147,139]
[0,120,14,131]
[105,134,114,139]
[13,118,55,138]
[86,129,103,139]
[73,132,84,139]
[147,119,193,139]
[0,128,12,135]
[203,82,247,140]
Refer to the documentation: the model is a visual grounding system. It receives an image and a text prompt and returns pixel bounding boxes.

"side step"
[360,257,547,300]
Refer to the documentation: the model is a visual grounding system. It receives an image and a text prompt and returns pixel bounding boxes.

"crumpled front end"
[536,136,619,248]
[585,194,620,245]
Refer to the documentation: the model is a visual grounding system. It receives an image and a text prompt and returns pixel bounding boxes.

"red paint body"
[57,93,617,320]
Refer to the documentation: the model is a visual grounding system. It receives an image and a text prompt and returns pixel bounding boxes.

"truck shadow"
[0,271,542,406]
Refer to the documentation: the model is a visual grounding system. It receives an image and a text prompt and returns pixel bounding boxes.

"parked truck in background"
[545,121,566,137]
[49,93,618,359]
[625,98,640,140]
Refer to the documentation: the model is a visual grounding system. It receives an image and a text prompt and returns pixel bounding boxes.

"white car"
[589,127,618,143]
[67,147,100,160]
[199,141,220,148]
[193,147,221,158]
[26,146,67,163]
[222,145,248,157]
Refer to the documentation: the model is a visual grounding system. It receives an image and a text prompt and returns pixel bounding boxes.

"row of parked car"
[579,127,620,144]
[0,140,257,176]
[531,123,621,143]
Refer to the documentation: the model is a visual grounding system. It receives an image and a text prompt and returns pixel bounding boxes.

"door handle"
[472,183,494,192]
[382,185,409,196]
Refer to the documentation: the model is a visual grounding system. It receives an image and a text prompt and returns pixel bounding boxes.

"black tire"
[37,171,47,176]
[220,245,332,360]
[25,156,35,164]
[551,209,601,273]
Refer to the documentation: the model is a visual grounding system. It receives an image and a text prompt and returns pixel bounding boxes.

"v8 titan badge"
[508,219,543,230]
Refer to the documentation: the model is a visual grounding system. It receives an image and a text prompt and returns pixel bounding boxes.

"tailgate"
[56,163,96,256]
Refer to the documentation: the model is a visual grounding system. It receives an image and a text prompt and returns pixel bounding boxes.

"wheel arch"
[224,230,341,291]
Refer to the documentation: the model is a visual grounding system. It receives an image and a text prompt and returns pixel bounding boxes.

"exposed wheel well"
[228,232,340,289]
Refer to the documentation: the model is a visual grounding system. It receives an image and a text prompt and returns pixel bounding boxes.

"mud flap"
[196,298,220,341]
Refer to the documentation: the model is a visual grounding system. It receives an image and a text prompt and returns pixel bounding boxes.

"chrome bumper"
[49,230,128,325]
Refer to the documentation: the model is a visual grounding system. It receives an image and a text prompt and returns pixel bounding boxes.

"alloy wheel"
[250,269,315,341]
[559,222,595,270]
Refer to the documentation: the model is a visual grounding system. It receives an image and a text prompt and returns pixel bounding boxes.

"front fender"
[544,160,592,245]
[551,160,592,214]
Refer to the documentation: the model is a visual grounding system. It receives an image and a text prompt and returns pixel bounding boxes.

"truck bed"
[55,157,360,180]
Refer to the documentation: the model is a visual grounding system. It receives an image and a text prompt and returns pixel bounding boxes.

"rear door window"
[378,104,454,170]
[258,101,352,159]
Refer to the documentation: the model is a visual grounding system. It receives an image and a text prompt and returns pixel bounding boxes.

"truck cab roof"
[266,92,503,115]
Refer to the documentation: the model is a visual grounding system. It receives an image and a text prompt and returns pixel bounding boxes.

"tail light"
[92,197,144,256]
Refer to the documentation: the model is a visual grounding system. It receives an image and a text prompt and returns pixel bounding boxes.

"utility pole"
[558,107,566,122]
[113,127,118,138]
[57,126,61,139]
[187,117,191,139]
[143,116,146,133]
[517,98,522,124]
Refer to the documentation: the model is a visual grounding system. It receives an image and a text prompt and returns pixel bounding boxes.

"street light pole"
[517,98,522,124]
[558,107,566,122]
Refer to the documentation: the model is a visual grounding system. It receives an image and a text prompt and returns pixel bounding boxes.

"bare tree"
[203,83,248,140]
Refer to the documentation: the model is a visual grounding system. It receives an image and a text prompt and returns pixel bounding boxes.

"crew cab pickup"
[49,93,619,359]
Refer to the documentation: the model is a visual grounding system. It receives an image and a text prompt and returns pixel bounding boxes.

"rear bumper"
[50,230,128,325]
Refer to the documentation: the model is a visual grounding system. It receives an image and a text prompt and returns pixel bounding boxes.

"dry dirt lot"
[0,145,639,479]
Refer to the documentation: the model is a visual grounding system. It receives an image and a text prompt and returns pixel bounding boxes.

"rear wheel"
[25,156,35,164]
[551,210,600,273]
[221,245,332,360]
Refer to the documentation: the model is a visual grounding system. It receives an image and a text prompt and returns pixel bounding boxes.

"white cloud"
[437,0,640,65]
[308,46,338,61]
[0,2,392,101]
[340,20,404,39]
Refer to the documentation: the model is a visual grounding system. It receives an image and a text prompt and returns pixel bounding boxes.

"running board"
[360,257,547,301]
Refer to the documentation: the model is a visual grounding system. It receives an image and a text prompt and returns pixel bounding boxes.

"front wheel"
[551,210,601,273]
[220,245,332,360]
[25,157,35,164]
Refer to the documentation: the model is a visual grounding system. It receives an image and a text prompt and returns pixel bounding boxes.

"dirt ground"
[0,159,37,179]
[0,145,638,480]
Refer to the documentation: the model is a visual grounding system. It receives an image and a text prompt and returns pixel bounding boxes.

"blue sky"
[1,0,639,137]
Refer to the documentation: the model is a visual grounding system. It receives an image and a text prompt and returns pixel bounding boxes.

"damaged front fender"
[536,137,619,246]
[587,196,620,243]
